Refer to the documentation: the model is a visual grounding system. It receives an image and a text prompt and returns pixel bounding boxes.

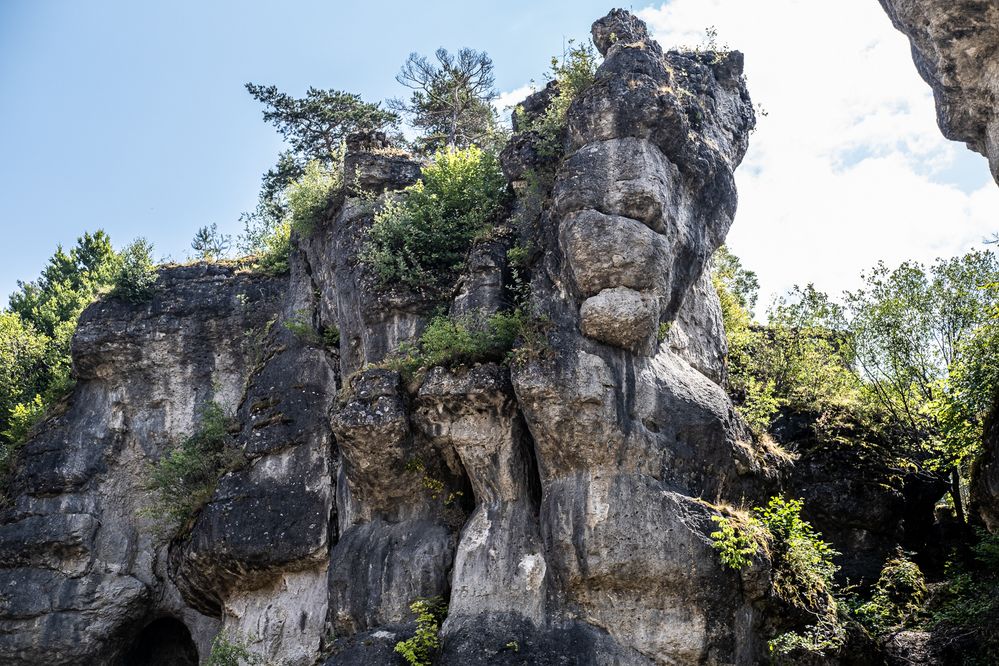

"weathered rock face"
[0,265,285,664]
[0,10,782,665]
[879,0,999,184]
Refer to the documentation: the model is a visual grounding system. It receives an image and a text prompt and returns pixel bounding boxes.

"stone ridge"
[0,10,784,666]
[879,0,999,184]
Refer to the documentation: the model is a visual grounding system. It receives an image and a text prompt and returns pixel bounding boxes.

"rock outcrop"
[878,0,999,184]
[0,10,786,665]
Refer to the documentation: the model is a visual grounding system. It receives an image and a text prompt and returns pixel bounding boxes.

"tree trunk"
[951,466,966,523]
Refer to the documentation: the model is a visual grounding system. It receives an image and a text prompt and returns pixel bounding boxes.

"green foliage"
[3,395,45,445]
[384,310,526,379]
[657,321,671,343]
[714,247,866,436]
[710,514,763,570]
[713,246,759,316]
[253,220,292,275]
[191,223,232,261]
[739,377,780,435]
[2,231,123,490]
[205,634,258,666]
[0,314,48,438]
[845,251,999,520]
[929,529,999,663]
[240,83,389,256]
[392,48,502,152]
[756,496,839,611]
[363,146,509,292]
[239,152,304,256]
[283,310,339,350]
[853,553,926,634]
[394,597,447,666]
[111,238,157,304]
[768,616,846,660]
[286,159,341,236]
[246,83,397,162]
[515,40,600,159]
[708,498,837,612]
[145,402,241,528]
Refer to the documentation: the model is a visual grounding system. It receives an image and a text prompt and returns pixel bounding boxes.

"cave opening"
[120,617,199,666]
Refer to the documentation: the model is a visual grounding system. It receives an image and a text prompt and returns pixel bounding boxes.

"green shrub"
[768,616,846,660]
[283,310,339,350]
[111,238,157,304]
[853,553,926,633]
[515,40,599,159]
[930,529,999,662]
[362,146,509,292]
[756,496,839,611]
[205,634,257,666]
[757,496,844,660]
[739,377,780,435]
[2,395,45,445]
[254,220,292,275]
[710,513,764,570]
[382,310,533,380]
[286,159,341,236]
[145,402,241,528]
[394,597,447,666]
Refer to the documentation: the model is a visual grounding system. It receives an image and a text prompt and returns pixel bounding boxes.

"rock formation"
[0,10,790,665]
[878,0,999,185]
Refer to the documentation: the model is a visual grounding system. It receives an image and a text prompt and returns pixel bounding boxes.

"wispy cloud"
[493,84,535,126]
[637,0,999,310]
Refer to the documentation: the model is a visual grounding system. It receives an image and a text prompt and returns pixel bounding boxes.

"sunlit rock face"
[0,10,781,665]
[879,0,999,184]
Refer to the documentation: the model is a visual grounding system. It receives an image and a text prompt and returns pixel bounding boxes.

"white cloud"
[637,0,999,311]
[494,84,536,125]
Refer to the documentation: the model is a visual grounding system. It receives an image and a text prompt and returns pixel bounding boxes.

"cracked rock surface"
[0,10,789,665]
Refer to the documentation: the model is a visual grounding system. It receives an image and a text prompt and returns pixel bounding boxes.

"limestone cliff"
[0,10,788,665]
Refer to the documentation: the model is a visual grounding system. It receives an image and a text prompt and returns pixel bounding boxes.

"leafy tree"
[845,251,999,520]
[240,84,385,256]
[0,314,48,442]
[392,48,500,151]
[245,84,396,164]
[285,160,341,236]
[111,239,157,304]
[238,151,306,256]
[712,245,759,315]
[191,223,232,261]
[9,230,118,338]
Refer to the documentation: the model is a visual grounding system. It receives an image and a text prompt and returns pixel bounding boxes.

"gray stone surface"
[0,10,789,665]
[879,0,999,184]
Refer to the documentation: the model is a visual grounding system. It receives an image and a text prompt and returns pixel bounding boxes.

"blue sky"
[2,0,997,309]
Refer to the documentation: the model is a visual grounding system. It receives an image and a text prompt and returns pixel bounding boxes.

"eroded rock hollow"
[0,10,786,665]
